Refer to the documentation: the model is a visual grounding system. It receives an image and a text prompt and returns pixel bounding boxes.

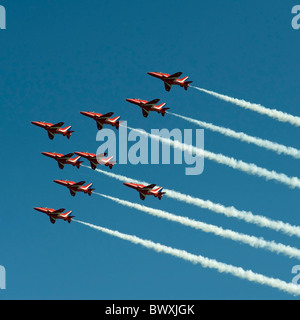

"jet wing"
[48,131,55,140]
[60,153,74,160]
[90,162,97,170]
[144,99,160,107]
[95,153,108,165]
[52,208,66,214]
[49,216,56,224]
[139,193,146,201]
[58,162,65,170]
[96,121,104,130]
[164,82,172,92]
[50,122,65,129]
[72,181,86,188]
[96,113,114,130]
[97,112,114,121]
[96,153,107,159]
[142,108,150,118]
[167,72,182,80]
[140,184,156,192]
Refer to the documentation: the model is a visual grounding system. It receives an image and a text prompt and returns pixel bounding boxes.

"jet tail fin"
[70,156,83,167]
[111,116,120,123]
[87,188,95,196]
[184,81,193,90]
[66,131,74,139]
[71,155,81,162]
[67,216,75,223]
[61,126,72,133]
[105,156,116,169]
[82,183,93,190]
[108,161,116,169]
[82,183,95,195]
[61,126,74,139]
[153,186,163,194]
[153,103,166,110]
[179,76,189,83]
[115,119,122,130]
[75,161,83,169]
[61,211,75,223]
[158,192,166,200]
[161,108,170,117]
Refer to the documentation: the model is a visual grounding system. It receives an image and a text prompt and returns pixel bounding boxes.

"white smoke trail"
[74,219,300,296]
[94,192,300,260]
[85,166,300,238]
[126,125,300,190]
[191,86,300,127]
[169,112,300,159]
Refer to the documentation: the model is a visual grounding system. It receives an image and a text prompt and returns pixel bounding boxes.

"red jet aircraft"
[123,183,165,201]
[54,180,95,197]
[126,98,170,118]
[31,121,74,140]
[80,111,121,130]
[41,152,83,170]
[74,152,116,170]
[147,72,192,92]
[34,207,74,224]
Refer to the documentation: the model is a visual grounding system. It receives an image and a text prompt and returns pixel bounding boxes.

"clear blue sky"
[1,0,300,299]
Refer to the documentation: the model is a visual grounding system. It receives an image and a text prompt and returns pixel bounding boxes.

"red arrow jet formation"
[32,71,192,223]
